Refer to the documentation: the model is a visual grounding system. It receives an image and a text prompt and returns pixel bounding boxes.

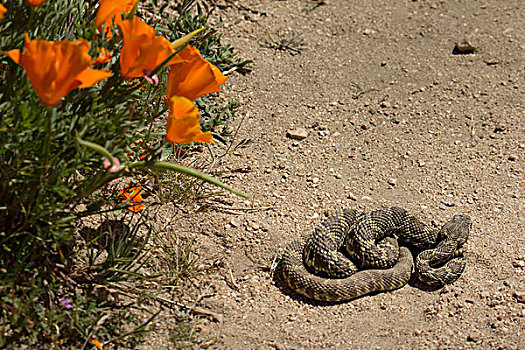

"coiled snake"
[281,207,471,302]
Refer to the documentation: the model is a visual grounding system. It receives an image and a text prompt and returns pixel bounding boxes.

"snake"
[281,207,471,302]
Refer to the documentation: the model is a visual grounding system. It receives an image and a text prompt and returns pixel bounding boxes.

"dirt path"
[146,1,524,348]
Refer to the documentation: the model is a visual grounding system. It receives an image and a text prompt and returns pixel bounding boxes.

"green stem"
[130,161,248,198]
[76,136,116,168]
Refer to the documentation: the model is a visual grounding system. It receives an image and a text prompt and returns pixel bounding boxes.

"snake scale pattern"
[281,207,471,302]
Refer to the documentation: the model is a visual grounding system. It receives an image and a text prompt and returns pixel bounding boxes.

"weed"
[0,0,247,347]
[264,28,305,54]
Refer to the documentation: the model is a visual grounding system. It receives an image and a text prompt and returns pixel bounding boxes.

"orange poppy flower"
[117,183,144,213]
[165,96,213,144]
[95,0,138,40]
[91,338,104,350]
[27,0,47,6]
[167,46,228,101]
[119,17,179,78]
[3,34,112,106]
[0,4,6,20]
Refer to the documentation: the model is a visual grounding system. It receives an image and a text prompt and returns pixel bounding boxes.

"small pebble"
[494,124,506,132]
[512,259,525,268]
[380,101,391,108]
[453,39,477,54]
[467,332,480,342]
[230,218,241,227]
[507,154,518,161]
[387,178,397,187]
[287,128,308,140]
[514,290,525,303]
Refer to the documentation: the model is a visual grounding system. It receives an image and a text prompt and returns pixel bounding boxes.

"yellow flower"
[94,0,138,40]
[117,183,145,213]
[0,4,7,20]
[166,96,213,144]
[167,45,228,101]
[119,17,178,78]
[3,34,112,106]
[27,0,47,6]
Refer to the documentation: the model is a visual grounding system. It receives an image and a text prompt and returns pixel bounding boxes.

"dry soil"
[144,0,524,349]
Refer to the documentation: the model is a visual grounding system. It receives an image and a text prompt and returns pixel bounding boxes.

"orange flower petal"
[117,183,144,212]
[76,68,113,88]
[91,338,104,350]
[167,46,228,101]
[92,48,111,65]
[95,0,137,29]
[166,96,213,144]
[166,115,213,144]
[27,0,47,6]
[4,49,20,64]
[166,95,198,119]
[7,34,112,106]
[119,17,177,78]
[0,4,7,20]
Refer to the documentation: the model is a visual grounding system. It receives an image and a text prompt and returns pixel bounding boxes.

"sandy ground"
[143,0,524,349]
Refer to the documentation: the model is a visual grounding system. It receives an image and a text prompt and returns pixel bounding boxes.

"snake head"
[437,215,472,251]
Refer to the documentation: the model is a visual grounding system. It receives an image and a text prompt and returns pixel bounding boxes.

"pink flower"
[61,297,73,309]
[104,157,121,173]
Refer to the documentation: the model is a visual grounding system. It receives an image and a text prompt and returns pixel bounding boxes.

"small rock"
[380,101,391,108]
[467,332,480,342]
[484,58,501,65]
[381,61,387,66]
[362,195,373,201]
[347,192,357,201]
[387,178,397,186]
[453,39,477,54]
[442,199,455,207]
[507,154,518,161]
[480,291,490,299]
[363,28,374,35]
[308,213,320,220]
[287,128,308,140]
[512,259,525,268]
[494,124,506,132]
[230,218,241,227]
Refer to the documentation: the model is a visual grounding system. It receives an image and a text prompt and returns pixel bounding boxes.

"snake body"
[281,207,471,302]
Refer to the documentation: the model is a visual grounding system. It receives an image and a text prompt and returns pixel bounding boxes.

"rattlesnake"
[281,207,471,302]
